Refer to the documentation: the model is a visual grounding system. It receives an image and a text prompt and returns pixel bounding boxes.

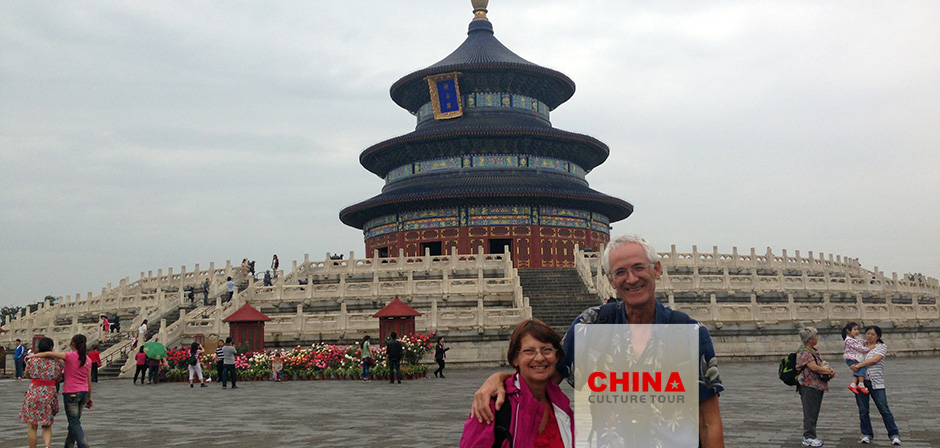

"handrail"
[101,336,134,367]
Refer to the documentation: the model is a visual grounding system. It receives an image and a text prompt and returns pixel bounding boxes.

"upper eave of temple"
[390,19,575,114]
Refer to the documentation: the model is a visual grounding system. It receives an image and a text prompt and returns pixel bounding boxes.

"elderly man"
[472,234,725,447]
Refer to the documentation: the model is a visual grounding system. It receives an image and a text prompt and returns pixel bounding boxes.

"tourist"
[138,319,148,344]
[221,337,238,389]
[19,337,64,448]
[263,270,272,287]
[241,258,250,282]
[850,326,901,445]
[147,353,161,385]
[386,332,403,384]
[133,346,147,385]
[215,339,225,383]
[27,334,93,448]
[203,278,211,306]
[460,319,573,448]
[271,356,284,382]
[14,338,26,380]
[87,345,100,383]
[471,234,725,447]
[226,277,235,302]
[110,314,120,333]
[841,322,870,394]
[98,315,109,344]
[360,335,372,381]
[271,254,279,275]
[433,336,449,378]
[189,342,207,388]
[796,326,835,447]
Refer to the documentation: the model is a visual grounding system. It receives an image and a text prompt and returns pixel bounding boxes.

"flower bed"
[158,332,434,381]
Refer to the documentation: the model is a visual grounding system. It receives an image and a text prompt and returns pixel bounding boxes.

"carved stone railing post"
[296,304,305,334]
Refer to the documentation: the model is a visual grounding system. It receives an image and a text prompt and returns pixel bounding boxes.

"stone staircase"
[98,303,195,378]
[97,346,129,378]
[518,268,605,331]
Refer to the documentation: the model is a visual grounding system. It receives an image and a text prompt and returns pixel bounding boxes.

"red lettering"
[642,372,661,392]
[610,371,629,392]
[588,372,607,392]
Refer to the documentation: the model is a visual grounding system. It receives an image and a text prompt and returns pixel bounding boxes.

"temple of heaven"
[340,0,633,269]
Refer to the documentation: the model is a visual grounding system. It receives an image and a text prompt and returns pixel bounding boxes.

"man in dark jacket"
[385,332,403,384]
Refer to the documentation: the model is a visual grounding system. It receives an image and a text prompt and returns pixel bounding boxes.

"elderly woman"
[796,326,835,447]
[850,326,901,445]
[460,319,573,448]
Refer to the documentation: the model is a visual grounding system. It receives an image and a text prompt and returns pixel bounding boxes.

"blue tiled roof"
[360,119,610,176]
[390,20,575,113]
[339,169,633,228]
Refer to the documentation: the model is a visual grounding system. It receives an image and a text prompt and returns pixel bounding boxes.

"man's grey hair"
[602,234,660,276]
[799,326,818,344]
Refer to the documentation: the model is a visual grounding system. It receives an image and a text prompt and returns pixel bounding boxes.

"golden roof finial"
[472,0,489,21]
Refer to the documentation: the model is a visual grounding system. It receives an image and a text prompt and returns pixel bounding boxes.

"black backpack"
[778,350,803,386]
[492,401,512,448]
[189,352,198,366]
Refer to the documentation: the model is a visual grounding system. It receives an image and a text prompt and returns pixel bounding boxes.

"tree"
[1,305,25,323]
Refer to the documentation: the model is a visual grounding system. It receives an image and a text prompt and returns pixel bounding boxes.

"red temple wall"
[364,225,609,268]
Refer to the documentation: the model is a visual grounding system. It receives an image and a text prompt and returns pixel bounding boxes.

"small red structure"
[373,297,421,347]
[32,334,45,352]
[223,303,271,353]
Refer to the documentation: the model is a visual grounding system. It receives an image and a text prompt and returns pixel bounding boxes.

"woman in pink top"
[134,346,148,385]
[460,319,573,448]
[28,334,93,448]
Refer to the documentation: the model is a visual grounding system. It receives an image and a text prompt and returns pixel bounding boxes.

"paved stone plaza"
[1,357,937,447]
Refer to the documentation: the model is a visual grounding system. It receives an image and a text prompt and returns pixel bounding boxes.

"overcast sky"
[2,1,938,310]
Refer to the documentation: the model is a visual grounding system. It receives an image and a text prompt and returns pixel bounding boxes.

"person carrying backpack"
[795,326,836,447]
[188,342,207,388]
[460,319,573,448]
[471,234,725,447]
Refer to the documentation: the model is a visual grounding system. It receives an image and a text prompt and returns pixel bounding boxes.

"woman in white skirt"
[189,342,207,388]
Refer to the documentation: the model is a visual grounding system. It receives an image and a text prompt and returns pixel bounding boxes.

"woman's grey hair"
[602,234,660,276]
[799,326,818,344]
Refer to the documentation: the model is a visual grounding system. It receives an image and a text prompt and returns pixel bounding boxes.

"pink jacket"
[460,373,573,448]
[843,336,870,360]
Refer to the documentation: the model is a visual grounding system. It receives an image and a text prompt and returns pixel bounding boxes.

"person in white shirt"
[138,320,148,343]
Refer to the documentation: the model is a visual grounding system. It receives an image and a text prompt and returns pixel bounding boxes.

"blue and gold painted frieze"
[399,207,459,221]
[471,155,519,168]
[415,157,460,174]
[541,207,591,219]
[385,154,585,184]
[416,92,549,122]
[402,217,460,231]
[364,205,611,238]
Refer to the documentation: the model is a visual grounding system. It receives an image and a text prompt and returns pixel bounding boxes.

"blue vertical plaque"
[425,72,463,120]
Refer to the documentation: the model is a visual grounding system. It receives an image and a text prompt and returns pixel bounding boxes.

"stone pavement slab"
[1,357,937,447]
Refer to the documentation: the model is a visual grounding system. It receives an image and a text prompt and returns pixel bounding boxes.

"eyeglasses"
[610,263,655,279]
[520,347,557,359]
